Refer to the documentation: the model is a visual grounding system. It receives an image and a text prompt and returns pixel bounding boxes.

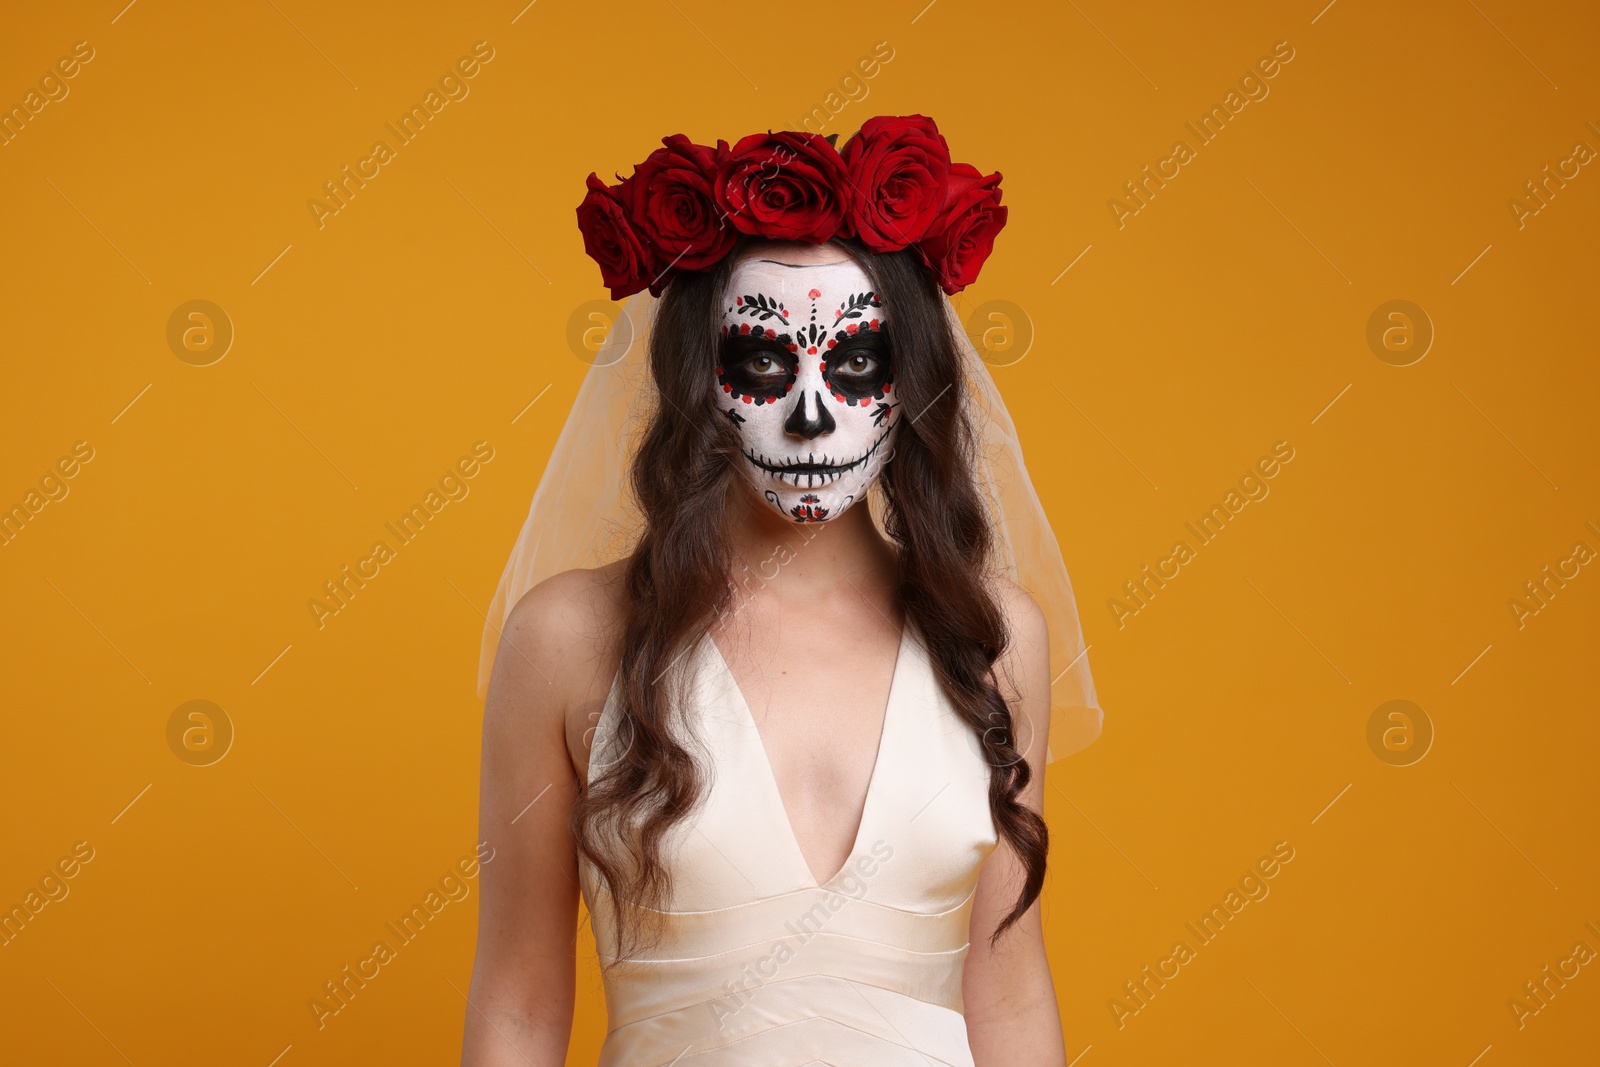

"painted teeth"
[741,428,893,489]
[777,469,841,488]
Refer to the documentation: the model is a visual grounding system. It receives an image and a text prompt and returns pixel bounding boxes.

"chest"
[709,608,904,885]
[720,613,898,774]
[566,618,901,776]
[576,613,999,909]
[580,619,999,921]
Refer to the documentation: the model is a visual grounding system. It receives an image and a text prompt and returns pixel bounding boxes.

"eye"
[821,338,892,402]
[834,350,880,378]
[740,352,788,379]
[720,340,797,400]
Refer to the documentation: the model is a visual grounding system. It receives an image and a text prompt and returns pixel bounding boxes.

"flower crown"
[575,114,1007,301]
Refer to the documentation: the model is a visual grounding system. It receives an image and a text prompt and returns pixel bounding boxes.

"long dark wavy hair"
[571,236,1047,961]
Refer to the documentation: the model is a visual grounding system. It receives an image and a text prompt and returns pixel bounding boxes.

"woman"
[462,118,1101,1066]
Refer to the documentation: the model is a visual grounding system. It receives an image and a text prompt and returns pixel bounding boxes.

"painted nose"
[783,389,836,440]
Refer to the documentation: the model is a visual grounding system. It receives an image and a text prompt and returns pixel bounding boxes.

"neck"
[722,485,901,612]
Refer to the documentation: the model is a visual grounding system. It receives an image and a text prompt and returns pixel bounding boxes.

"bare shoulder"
[486,559,630,762]
[499,558,629,680]
[983,573,1048,668]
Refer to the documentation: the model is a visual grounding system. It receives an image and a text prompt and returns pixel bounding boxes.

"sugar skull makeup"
[716,255,899,523]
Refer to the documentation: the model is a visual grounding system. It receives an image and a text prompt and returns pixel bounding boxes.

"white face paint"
[716,255,900,523]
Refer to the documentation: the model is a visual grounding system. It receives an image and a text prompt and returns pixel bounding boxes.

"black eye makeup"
[717,330,797,403]
[822,326,894,404]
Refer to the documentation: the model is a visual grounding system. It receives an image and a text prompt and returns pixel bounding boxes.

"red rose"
[915,162,1008,294]
[840,114,951,252]
[714,132,850,243]
[623,135,736,274]
[575,172,658,300]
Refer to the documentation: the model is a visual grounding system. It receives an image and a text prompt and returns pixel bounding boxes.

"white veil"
[478,288,1103,763]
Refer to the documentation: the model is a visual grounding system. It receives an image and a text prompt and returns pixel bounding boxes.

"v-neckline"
[705,620,911,890]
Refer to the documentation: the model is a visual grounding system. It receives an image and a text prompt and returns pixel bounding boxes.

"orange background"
[2,1,1596,1064]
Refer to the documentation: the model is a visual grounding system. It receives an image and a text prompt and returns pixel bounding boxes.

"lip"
[741,427,893,488]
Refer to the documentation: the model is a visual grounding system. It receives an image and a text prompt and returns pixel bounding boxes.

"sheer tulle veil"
[478,287,1103,762]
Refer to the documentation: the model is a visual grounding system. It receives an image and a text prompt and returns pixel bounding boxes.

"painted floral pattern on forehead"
[575,115,1008,300]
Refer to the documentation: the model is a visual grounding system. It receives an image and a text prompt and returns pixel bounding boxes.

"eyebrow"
[752,258,854,268]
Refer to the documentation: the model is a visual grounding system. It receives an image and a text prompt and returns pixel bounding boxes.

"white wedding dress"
[579,617,999,1066]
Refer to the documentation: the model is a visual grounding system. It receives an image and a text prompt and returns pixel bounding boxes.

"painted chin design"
[740,426,894,489]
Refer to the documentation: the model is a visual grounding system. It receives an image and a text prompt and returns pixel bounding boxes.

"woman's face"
[715,244,900,523]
